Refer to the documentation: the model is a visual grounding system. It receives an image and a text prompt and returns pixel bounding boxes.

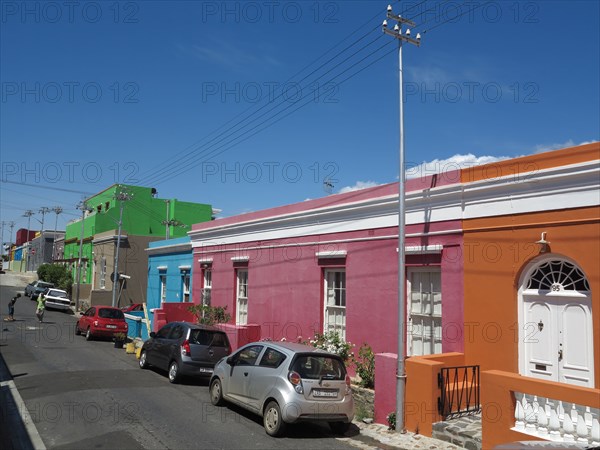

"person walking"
[36,291,46,323]
[4,293,21,321]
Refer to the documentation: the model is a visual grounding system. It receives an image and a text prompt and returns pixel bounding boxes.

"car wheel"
[85,328,93,341]
[210,378,224,406]
[139,350,149,369]
[168,361,180,384]
[264,401,286,437]
[329,421,351,435]
[75,325,81,336]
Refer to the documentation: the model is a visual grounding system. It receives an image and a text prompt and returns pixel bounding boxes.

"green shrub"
[387,411,396,431]
[37,264,73,295]
[353,344,375,389]
[310,331,353,362]
[188,304,231,326]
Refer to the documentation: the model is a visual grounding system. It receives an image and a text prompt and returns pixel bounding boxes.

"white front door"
[523,293,594,387]
[324,270,346,340]
[520,258,594,388]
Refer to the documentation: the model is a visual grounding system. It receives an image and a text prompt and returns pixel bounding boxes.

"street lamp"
[383,4,421,434]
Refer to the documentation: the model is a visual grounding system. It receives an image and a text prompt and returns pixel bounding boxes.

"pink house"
[189,171,465,357]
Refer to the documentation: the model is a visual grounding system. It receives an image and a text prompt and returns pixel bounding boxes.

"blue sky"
[1,0,599,238]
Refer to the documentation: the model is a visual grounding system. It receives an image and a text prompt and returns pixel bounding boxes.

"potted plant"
[114,332,127,348]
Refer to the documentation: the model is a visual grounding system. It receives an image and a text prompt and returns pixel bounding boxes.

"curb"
[0,380,47,450]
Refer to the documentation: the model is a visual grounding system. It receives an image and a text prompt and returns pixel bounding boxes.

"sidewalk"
[342,422,465,450]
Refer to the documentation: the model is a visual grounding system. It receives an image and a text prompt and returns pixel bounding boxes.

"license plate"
[106,325,117,329]
[312,389,338,398]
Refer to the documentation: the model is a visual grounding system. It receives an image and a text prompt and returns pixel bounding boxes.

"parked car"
[139,322,231,384]
[24,280,54,299]
[76,306,128,341]
[42,288,71,311]
[121,303,143,312]
[209,341,354,437]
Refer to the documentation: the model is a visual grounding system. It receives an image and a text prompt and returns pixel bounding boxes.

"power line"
[138,2,399,186]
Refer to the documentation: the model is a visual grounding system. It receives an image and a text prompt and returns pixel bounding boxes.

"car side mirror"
[150,332,156,338]
[226,356,236,365]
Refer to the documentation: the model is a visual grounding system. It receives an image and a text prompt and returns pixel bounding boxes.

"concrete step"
[432,414,482,450]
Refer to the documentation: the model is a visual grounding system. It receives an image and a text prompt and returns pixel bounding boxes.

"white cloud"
[405,154,510,179]
[337,181,381,194]
[533,139,598,154]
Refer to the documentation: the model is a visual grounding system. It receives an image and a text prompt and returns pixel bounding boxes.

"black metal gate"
[437,365,481,419]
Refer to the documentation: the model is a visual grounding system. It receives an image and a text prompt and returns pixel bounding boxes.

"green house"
[62,184,212,307]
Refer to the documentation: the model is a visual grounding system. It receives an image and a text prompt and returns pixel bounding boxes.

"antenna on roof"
[323,178,335,194]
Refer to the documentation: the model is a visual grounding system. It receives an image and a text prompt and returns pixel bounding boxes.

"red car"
[121,303,143,312]
[76,306,128,341]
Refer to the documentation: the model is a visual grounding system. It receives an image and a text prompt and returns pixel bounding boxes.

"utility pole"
[164,199,171,239]
[0,221,5,259]
[112,186,132,307]
[51,206,63,262]
[75,202,91,312]
[7,221,16,264]
[382,3,421,434]
[38,206,51,264]
[23,211,34,271]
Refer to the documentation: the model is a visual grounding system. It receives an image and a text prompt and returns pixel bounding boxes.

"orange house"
[401,143,599,447]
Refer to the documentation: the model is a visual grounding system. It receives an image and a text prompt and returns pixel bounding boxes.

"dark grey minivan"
[139,322,231,383]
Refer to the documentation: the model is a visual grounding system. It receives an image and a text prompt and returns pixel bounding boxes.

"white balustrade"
[511,392,600,444]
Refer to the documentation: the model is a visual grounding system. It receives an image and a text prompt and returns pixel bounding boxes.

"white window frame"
[407,267,442,356]
[159,271,167,303]
[236,269,248,325]
[181,270,190,302]
[99,257,106,289]
[323,269,347,340]
[202,267,212,306]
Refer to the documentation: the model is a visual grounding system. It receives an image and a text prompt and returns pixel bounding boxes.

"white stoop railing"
[513,392,600,445]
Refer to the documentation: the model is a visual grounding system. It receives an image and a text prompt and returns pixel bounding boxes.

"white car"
[43,288,71,311]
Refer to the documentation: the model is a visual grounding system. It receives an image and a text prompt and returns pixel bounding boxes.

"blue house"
[145,236,194,331]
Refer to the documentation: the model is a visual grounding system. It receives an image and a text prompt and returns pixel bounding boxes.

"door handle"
[558,349,563,361]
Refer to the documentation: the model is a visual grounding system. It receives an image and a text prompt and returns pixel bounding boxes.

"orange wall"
[462,206,600,386]
[462,142,600,183]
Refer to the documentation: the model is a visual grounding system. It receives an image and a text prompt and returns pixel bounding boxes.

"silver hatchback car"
[210,341,354,437]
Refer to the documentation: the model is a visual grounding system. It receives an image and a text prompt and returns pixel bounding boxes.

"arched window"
[525,259,590,292]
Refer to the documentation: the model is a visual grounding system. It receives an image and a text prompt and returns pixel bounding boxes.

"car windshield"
[190,330,229,347]
[98,308,124,319]
[291,355,346,380]
[39,282,53,288]
[48,290,67,298]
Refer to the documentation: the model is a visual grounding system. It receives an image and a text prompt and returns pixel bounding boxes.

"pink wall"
[192,221,464,356]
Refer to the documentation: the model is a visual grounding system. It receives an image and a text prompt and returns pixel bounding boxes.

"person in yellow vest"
[36,291,46,323]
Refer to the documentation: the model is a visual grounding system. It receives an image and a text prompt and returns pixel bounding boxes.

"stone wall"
[352,385,375,421]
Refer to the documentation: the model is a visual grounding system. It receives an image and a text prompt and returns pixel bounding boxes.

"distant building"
[60,184,213,308]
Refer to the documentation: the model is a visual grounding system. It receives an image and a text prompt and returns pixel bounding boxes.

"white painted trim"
[145,242,191,255]
[178,265,191,270]
[157,265,168,270]
[231,256,249,262]
[404,244,443,254]
[189,160,598,247]
[197,258,213,263]
[316,250,347,259]
[93,234,128,244]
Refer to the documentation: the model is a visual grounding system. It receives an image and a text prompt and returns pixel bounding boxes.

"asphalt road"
[0,274,358,450]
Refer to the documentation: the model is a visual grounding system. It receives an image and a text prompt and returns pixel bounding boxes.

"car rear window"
[39,282,53,288]
[291,355,346,380]
[98,308,124,319]
[189,330,229,347]
[48,290,67,298]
